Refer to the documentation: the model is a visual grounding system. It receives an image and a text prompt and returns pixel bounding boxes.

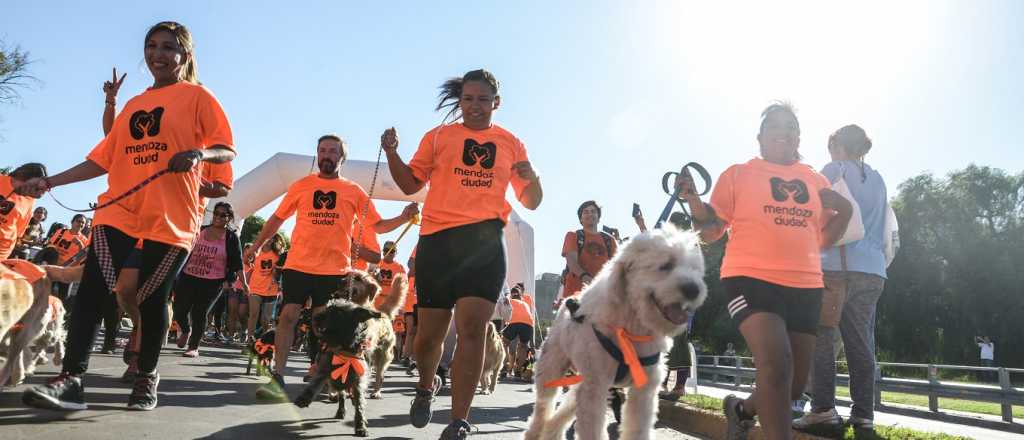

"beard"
[318,158,338,174]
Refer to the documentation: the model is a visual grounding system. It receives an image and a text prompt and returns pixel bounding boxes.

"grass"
[667,394,975,440]
[835,386,1023,419]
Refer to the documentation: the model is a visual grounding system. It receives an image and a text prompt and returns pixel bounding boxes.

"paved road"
[0,343,700,439]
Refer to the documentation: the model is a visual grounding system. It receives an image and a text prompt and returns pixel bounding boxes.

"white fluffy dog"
[524,226,707,440]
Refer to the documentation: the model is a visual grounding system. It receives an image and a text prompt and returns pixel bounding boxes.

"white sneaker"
[848,416,874,430]
[792,408,842,431]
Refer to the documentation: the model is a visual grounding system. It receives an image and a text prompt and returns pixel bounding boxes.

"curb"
[658,399,833,440]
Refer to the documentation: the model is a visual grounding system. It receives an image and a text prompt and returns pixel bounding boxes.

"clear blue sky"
[3,1,1023,278]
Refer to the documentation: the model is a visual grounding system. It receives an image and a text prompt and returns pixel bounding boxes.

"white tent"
[206,152,535,295]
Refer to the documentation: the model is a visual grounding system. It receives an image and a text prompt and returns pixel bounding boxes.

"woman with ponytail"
[383,69,543,439]
[19,21,236,411]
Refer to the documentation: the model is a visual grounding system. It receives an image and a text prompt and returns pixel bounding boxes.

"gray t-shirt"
[821,160,888,278]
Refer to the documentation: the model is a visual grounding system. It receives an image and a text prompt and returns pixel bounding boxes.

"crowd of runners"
[1,19,894,440]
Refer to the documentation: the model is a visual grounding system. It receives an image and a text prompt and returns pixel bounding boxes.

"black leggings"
[62,225,188,375]
[211,291,227,332]
[172,274,225,350]
[101,294,120,348]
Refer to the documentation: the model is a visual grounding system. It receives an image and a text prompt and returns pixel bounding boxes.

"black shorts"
[722,276,822,335]
[281,269,344,308]
[502,322,533,345]
[416,219,506,310]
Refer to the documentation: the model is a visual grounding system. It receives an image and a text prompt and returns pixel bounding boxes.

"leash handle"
[654,162,711,229]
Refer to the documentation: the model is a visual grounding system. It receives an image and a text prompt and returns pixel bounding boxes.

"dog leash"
[654,162,712,229]
[347,140,385,299]
[43,169,171,213]
[382,212,420,258]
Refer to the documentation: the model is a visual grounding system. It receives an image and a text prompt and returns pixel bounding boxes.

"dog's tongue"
[661,302,689,325]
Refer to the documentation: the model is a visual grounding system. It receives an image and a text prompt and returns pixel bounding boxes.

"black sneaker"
[255,372,287,400]
[723,394,754,440]
[409,378,439,428]
[22,372,88,411]
[127,372,160,411]
[440,419,473,439]
[406,361,417,377]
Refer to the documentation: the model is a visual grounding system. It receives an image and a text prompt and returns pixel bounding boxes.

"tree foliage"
[0,40,37,105]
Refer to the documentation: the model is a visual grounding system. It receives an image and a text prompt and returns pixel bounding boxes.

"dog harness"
[545,297,661,389]
[331,352,367,383]
[253,340,273,356]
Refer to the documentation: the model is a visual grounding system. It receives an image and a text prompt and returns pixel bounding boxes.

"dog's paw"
[354,427,368,437]
[369,390,382,400]
[335,408,346,420]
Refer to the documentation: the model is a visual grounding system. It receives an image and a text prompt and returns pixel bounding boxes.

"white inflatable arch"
[207,152,535,295]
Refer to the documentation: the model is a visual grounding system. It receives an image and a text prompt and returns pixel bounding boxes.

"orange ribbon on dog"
[254,340,272,355]
[543,326,654,389]
[331,353,367,383]
[615,327,653,387]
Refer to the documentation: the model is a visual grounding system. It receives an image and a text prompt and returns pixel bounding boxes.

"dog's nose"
[680,282,701,300]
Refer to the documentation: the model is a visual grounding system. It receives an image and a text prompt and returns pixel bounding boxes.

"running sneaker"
[409,375,441,428]
[21,372,87,411]
[848,416,874,430]
[723,394,754,440]
[128,372,160,410]
[406,361,417,377]
[255,372,287,400]
[182,349,199,358]
[792,407,843,431]
[439,419,473,439]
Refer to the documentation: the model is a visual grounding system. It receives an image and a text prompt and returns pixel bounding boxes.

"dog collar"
[253,340,273,355]
[331,353,367,382]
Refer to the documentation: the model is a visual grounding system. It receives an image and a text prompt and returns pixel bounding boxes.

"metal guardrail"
[696,355,1024,423]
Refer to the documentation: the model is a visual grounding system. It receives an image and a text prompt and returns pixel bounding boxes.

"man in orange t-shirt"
[561,200,618,300]
[350,221,382,272]
[373,241,407,309]
[0,164,44,259]
[243,134,417,400]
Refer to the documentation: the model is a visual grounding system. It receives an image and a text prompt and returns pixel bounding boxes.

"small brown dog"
[478,321,505,395]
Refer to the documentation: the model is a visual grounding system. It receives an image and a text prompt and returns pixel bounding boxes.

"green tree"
[240,215,265,246]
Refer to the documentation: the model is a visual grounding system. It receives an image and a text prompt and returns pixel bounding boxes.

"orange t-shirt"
[409,123,531,235]
[248,250,280,297]
[351,226,381,272]
[509,297,534,326]
[372,259,406,309]
[274,175,382,276]
[561,230,617,298]
[710,158,832,288]
[87,82,234,250]
[48,229,88,266]
[403,275,417,313]
[0,176,35,259]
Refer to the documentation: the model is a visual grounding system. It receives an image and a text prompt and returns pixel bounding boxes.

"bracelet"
[105,99,116,106]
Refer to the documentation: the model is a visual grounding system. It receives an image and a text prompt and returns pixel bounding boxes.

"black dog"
[293,300,382,438]
[245,329,276,376]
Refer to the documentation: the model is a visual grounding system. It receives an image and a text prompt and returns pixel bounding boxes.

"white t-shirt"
[978,342,994,360]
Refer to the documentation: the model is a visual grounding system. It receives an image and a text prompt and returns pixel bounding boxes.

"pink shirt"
[183,230,228,280]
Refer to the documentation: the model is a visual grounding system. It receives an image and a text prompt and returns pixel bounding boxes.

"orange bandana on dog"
[254,340,273,355]
[331,353,367,383]
[544,327,655,389]
[1,259,46,284]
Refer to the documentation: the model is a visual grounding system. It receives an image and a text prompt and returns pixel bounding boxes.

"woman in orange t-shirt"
[676,102,852,440]
[382,69,544,435]
[19,22,235,412]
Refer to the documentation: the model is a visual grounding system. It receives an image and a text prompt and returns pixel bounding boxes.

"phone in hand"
[632,203,642,218]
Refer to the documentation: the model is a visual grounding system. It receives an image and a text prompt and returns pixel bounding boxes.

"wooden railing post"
[998,368,1013,423]
[927,364,939,412]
